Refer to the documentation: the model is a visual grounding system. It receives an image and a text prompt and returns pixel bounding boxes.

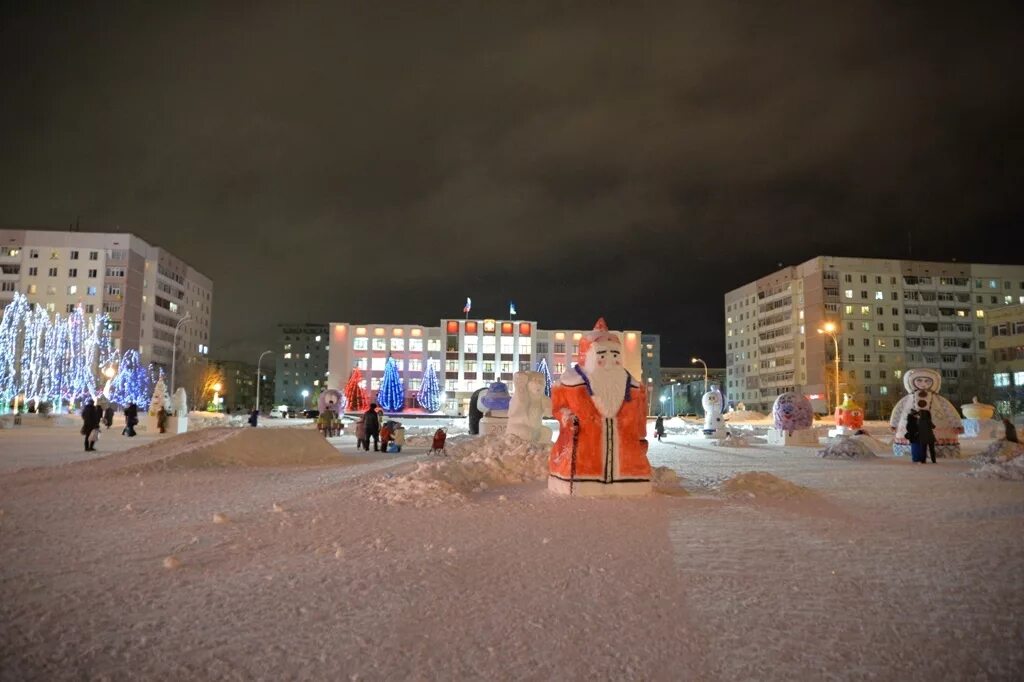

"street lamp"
[212,382,223,412]
[169,311,191,398]
[256,350,273,413]
[691,357,708,393]
[659,395,668,416]
[817,322,840,415]
[301,389,310,410]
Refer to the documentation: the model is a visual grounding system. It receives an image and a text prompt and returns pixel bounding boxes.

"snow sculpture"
[830,393,865,437]
[889,368,963,457]
[171,387,189,434]
[767,391,818,446]
[506,371,552,444]
[318,388,345,414]
[702,386,726,439]
[548,318,651,496]
[477,381,511,436]
[961,396,998,438]
[149,373,169,416]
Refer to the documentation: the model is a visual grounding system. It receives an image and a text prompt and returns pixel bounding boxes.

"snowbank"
[967,440,1024,480]
[366,433,549,506]
[724,409,768,422]
[121,428,348,472]
[721,471,813,499]
[818,436,879,460]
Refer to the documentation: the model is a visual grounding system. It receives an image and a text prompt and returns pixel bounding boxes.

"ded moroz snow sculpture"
[548,318,651,496]
[702,385,726,439]
[889,368,963,458]
[477,381,512,436]
[507,371,553,444]
[767,391,818,445]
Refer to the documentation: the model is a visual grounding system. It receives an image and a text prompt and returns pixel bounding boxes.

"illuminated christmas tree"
[110,349,151,409]
[536,357,553,397]
[417,359,441,412]
[343,367,368,412]
[376,356,404,412]
[149,369,169,416]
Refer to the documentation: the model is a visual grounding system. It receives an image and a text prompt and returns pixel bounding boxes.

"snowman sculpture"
[702,385,726,439]
[889,368,963,458]
[767,391,817,445]
[478,381,512,436]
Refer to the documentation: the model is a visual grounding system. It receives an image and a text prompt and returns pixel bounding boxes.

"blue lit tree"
[376,355,405,412]
[535,357,553,397]
[417,359,441,412]
[110,349,152,408]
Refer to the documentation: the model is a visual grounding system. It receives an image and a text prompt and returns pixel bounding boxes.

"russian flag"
[463,297,472,314]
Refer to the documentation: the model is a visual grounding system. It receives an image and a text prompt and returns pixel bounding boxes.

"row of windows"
[20,284,100,296]
[992,322,1024,336]
[27,249,100,260]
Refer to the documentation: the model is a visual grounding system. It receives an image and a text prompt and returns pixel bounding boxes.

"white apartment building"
[724,256,1024,418]
[328,318,648,415]
[0,229,213,379]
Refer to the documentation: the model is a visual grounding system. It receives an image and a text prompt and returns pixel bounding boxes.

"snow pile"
[651,466,687,494]
[122,428,344,472]
[712,433,751,447]
[724,409,768,422]
[818,436,878,460]
[366,433,550,506]
[721,471,812,499]
[967,441,1024,481]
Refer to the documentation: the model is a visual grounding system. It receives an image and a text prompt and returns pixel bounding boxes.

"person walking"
[123,402,139,437]
[157,405,169,434]
[654,415,666,442]
[364,403,380,452]
[918,410,938,463]
[1003,418,1019,444]
[248,408,259,427]
[102,405,114,430]
[905,410,923,463]
[80,399,101,451]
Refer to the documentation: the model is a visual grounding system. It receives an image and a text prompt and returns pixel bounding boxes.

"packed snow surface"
[818,435,879,460]
[967,440,1024,480]
[1,418,1023,679]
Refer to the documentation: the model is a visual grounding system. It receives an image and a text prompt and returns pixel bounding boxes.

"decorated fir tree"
[376,356,405,412]
[536,357,553,397]
[343,367,368,412]
[416,359,441,412]
[149,369,168,416]
[110,350,151,408]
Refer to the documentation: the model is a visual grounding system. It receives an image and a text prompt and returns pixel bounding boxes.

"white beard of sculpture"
[584,345,627,419]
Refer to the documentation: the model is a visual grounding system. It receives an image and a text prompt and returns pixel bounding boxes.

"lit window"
[315,335,321,342]
[371,357,385,370]
[408,338,423,352]
[390,338,404,351]
[976,310,985,318]
[875,291,883,300]
[427,339,441,352]
[372,338,386,351]
[304,353,310,359]
[353,337,368,350]
[844,289,853,298]
[67,285,77,295]
[87,286,96,296]
[993,373,1010,387]
[284,352,292,359]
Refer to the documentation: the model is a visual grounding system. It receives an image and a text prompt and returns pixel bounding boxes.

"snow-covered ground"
[1,418,1022,679]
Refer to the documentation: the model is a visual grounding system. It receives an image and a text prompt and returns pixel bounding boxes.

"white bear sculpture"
[506,371,553,444]
[171,387,189,434]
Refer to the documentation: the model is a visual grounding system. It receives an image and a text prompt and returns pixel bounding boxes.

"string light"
[416,359,441,412]
[377,355,405,412]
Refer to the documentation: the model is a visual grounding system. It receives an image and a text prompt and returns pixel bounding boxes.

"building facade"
[659,366,726,416]
[274,323,329,410]
[212,359,275,414]
[0,228,213,383]
[327,318,649,415]
[988,304,1024,416]
[725,256,1024,418]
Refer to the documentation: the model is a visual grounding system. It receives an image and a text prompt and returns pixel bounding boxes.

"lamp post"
[212,382,222,412]
[691,357,708,393]
[301,389,310,411]
[817,322,840,414]
[256,350,272,413]
[669,381,678,416]
[169,311,191,398]
[659,395,668,416]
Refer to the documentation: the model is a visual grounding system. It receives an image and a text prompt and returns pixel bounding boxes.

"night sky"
[2,2,1022,367]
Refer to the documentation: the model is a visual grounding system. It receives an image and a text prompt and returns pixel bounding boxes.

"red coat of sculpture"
[548,374,651,484]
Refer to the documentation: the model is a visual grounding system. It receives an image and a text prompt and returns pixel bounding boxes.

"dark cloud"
[2,1,1022,365]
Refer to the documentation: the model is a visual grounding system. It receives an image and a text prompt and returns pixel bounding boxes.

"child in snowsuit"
[355,414,368,450]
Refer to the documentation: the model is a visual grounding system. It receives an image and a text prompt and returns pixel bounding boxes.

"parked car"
[286,409,297,418]
[269,407,284,419]
[303,409,320,419]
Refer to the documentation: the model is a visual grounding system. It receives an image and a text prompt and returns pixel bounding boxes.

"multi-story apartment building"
[988,304,1024,415]
[659,366,726,416]
[212,359,275,414]
[275,323,330,410]
[327,318,649,415]
[725,256,1024,418]
[0,228,213,381]
[640,335,662,413]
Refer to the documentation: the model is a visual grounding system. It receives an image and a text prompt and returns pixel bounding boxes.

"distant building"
[274,323,329,409]
[327,318,651,415]
[725,256,1024,418]
[640,335,662,414]
[212,359,275,414]
[0,228,213,386]
[659,366,726,416]
[987,304,1024,416]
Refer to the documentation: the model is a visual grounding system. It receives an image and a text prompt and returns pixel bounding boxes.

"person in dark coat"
[80,399,101,451]
[655,415,666,442]
[918,410,937,463]
[468,387,486,435]
[905,410,923,463]
[102,405,114,430]
[363,403,380,452]
[123,403,139,437]
[157,406,169,433]
[1003,418,1019,444]
[249,409,259,427]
